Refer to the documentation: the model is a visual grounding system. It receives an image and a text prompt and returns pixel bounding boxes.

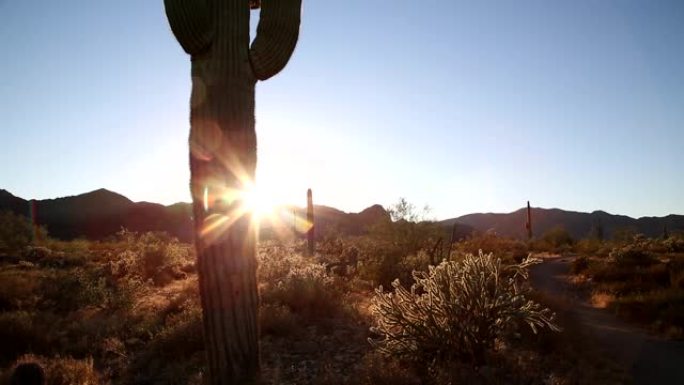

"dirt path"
[530,255,684,385]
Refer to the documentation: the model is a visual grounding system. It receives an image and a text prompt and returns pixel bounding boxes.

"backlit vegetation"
[570,233,684,338]
[0,206,634,384]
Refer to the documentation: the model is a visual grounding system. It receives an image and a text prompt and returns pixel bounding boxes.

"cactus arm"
[249,0,302,80]
[164,0,214,56]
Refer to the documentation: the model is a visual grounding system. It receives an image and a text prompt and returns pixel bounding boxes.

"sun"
[241,182,278,220]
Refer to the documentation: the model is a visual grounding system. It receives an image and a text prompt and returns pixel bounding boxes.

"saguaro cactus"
[526,201,533,240]
[306,188,314,256]
[164,1,301,384]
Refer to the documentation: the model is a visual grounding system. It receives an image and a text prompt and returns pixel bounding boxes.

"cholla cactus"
[369,251,560,365]
[164,0,302,383]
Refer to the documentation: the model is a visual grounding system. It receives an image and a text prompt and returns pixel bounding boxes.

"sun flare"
[242,183,278,220]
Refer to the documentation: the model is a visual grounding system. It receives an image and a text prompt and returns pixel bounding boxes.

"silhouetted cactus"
[307,188,314,256]
[164,1,301,383]
[526,201,533,240]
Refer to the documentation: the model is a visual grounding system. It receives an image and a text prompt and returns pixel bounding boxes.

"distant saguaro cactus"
[164,1,301,384]
[307,188,315,256]
[526,201,533,240]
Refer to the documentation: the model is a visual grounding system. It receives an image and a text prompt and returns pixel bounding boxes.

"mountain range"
[0,188,390,242]
[1,188,682,242]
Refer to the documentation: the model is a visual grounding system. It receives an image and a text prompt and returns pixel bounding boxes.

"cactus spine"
[164,1,301,384]
[307,188,314,256]
[525,201,533,240]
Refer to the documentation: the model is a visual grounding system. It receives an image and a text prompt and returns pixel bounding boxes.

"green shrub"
[0,269,41,311]
[356,240,416,288]
[40,267,142,313]
[0,211,46,255]
[575,238,603,256]
[110,230,190,286]
[609,244,657,268]
[453,232,529,264]
[358,198,443,286]
[535,226,574,252]
[664,235,684,252]
[611,227,637,243]
[369,251,560,366]
[263,262,342,319]
[41,269,109,313]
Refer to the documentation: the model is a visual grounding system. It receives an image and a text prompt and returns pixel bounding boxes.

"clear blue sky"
[1,0,682,219]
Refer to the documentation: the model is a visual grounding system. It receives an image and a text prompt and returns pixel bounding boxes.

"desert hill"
[2,189,683,242]
[0,189,388,242]
[441,207,684,240]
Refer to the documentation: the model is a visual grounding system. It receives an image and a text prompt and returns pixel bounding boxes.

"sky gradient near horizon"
[1,0,683,220]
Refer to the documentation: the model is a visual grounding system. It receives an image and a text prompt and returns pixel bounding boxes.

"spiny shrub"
[609,244,657,268]
[664,235,684,252]
[534,226,574,253]
[111,230,190,285]
[41,267,142,312]
[369,251,560,366]
[264,263,340,318]
[123,300,205,385]
[0,211,46,255]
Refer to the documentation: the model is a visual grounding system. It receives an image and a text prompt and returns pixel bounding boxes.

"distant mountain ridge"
[0,188,194,241]
[442,207,684,240]
[0,189,389,242]
[2,188,682,242]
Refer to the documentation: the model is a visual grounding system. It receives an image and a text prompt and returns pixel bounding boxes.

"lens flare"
[242,183,277,220]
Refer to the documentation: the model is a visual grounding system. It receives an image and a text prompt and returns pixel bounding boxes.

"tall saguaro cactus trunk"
[164,1,301,384]
[306,188,314,256]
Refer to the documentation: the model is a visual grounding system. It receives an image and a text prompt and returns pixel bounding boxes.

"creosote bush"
[259,244,347,321]
[111,230,190,286]
[453,232,529,264]
[369,251,560,366]
[356,198,443,288]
